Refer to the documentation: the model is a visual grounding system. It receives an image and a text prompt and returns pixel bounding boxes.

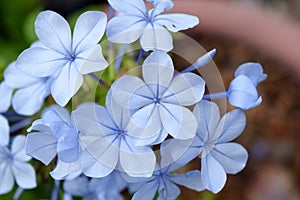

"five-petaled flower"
[111,51,205,146]
[106,0,199,51]
[0,115,36,194]
[16,11,108,106]
[73,90,156,178]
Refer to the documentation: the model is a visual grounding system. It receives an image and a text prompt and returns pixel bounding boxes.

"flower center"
[201,141,216,158]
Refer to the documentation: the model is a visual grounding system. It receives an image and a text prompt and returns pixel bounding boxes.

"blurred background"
[0,0,299,199]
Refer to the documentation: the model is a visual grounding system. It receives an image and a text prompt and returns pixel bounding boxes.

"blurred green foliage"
[0,0,42,78]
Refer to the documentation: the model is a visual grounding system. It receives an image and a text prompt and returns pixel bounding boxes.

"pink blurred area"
[170,0,300,199]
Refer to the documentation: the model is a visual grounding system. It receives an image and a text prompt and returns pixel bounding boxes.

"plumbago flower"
[124,145,204,200]
[0,115,36,194]
[72,90,156,178]
[16,11,108,106]
[111,51,205,146]
[63,172,127,200]
[3,61,52,116]
[0,82,13,113]
[227,62,267,110]
[25,105,80,166]
[106,0,199,51]
[165,100,248,193]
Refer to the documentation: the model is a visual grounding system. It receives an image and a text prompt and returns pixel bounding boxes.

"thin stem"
[181,64,197,73]
[51,180,60,200]
[10,118,32,133]
[203,91,228,100]
[137,49,144,65]
[13,187,23,200]
[88,73,107,87]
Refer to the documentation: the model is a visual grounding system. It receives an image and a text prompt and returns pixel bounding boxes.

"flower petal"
[111,75,152,109]
[119,140,156,177]
[201,154,227,194]
[170,170,204,192]
[50,159,82,180]
[160,138,201,170]
[142,51,174,87]
[80,136,118,178]
[25,132,57,165]
[234,62,267,86]
[75,45,108,74]
[51,62,83,106]
[4,61,40,88]
[164,73,205,106]
[57,128,79,163]
[12,162,36,189]
[212,143,248,174]
[106,15,147,44]
[72,103,113,137]
[73,11,107,53]
[12,79,50,116]
[132,181,158,200]
[63,176,89,196]
[162,103,197,140]
[127,104,166,144]
[0,115,9,146]
[108,0,147,15]
[12,135,31,162]
[0,163,14,194]
[35,10,71,55]
[155,13,199,32]
[193,100,220,142]
[158,180,180,200]
[0,82,13,113]
[16,47,67,77]
[140,24,173,51]
[228,75,262,110]
[215,109,246,143]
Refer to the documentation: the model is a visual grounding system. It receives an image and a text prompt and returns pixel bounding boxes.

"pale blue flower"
[228,62,267,110]
[0,82,13,113]
[26,105,80,165]
[16,11,108,106]
[106,0,199,51]
[234,62,267,86]
[0,135,36,194]
[111,51,205,146]
[165,100,248,193]
[0,115,9,147]
[125,147,204,200]
[63,172,126,200]
[72,90,156,178]
[3,61,52,116]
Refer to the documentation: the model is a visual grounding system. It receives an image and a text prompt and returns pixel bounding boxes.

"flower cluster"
[0,0,267,199]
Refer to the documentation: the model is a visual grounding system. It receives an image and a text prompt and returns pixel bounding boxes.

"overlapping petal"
[216,109,246,143]
[108,0,147,16]
[0,82,13,113]
[119,140,155,177]
[131,181,158,200]
[25,132,57,165]
[234,62,267,86]
[35,10,72,55]
[212,143,248,174]
[0,163,14,194]
[164,72,205,106]
[106,15,147,44]
[51,62,83,106]
[16,47,67,77]
[0,115,9,146]
[228,75,262,110]
[201,154,226,194]
[72,11,107,53]
[155,14,199,32]
[12,162,36,189]
[140,24,173,51]
[170,170,204,191]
